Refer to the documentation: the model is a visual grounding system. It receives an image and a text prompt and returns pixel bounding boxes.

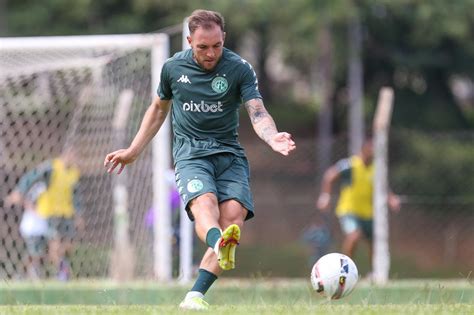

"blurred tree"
[4,0,474,130]
[0,0,7,35]
[347,10,364,154]
[362,0,474,129]
[4,0,184,36]
[316,24,335,180]
[391,129,474,199]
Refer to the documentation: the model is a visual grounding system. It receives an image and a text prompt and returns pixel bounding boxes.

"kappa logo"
[177,75,191,84]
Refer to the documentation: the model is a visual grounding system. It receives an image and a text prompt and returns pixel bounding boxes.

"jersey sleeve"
[157,61,173,100]
[17,161,52,195]
[239,60,262,103]
[335,158,352,181]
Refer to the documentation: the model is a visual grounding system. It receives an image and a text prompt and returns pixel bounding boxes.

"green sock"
[206,227,221,249]
[190,269,218,294]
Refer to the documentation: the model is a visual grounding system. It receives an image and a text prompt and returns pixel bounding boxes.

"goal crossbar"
[0,34,168,50]
[0,57,111,79]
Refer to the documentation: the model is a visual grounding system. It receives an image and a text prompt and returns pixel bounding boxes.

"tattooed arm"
[244,98,296,156]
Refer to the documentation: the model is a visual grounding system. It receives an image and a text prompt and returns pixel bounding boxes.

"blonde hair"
[188,9,225,34]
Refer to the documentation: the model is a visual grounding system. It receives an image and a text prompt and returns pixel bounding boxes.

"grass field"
[0,278,472,314]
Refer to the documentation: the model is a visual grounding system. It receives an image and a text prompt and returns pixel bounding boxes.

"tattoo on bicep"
[245,99,268,124]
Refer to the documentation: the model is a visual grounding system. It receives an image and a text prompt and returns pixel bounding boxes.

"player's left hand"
[4,191,23,208]
[388,193,401,212]
[269,132,296,156]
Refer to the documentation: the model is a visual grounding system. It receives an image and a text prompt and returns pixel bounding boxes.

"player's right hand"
[316,193,331,211]
[104,148,137,174]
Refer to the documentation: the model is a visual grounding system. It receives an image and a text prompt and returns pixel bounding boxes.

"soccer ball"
[310,253,359,299]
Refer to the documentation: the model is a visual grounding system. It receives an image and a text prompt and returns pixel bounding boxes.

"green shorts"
[47,217,75,241]
[24,236,47,257]
[175,153,254,221]
[339,214,373,240]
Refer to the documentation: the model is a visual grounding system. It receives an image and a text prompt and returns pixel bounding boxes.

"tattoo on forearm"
[245,99,277,143]
[245,99,268,124]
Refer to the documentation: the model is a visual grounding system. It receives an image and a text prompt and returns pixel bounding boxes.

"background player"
[316,136,400,278]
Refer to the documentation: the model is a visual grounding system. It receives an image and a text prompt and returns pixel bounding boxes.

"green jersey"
[158,48,262,163]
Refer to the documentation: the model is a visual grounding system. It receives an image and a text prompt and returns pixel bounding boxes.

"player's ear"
[222,32,226,43]
[187,35,192,46]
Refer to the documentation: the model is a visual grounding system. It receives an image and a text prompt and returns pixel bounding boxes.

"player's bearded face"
[188,25,225,71]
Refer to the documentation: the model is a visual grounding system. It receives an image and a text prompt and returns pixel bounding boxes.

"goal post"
[151,36,173,282]
[372,87,394,285]
[178,18,195,284]
[0,33,174,281]
[110,89,135,281]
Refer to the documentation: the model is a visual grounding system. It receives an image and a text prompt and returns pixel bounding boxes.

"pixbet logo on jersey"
[182,101,223,113]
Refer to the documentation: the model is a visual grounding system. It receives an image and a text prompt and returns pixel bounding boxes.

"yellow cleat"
[179,296,209,310]
[218,224,240,270]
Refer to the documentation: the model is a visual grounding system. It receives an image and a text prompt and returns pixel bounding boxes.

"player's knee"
[197,193,218,206]
[346,230,362,243]
[190,193,219,215]
[219,201,246,228]
[221,216,244,229]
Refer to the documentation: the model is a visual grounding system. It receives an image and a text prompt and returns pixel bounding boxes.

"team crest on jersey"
[211,76,228,93]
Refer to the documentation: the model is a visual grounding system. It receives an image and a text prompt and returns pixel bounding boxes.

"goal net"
[0,34,173,280]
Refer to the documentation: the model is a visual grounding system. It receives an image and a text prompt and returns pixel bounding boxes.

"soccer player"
[104,9,295,310]
[7,180,49,280]
[316,136,400,278]
[6,147,83,281]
